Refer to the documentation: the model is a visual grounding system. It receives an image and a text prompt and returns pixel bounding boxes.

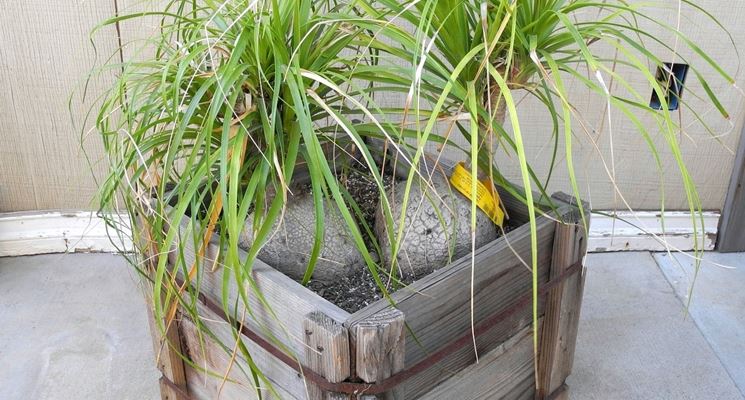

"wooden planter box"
[142,187,588,400]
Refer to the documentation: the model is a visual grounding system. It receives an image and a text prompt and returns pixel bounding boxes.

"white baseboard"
[0,209,718,257]
[587,211,719,252]
[0,211,133,257]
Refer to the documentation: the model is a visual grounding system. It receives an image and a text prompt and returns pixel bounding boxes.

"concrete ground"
[568,252,744,400]
[1,251,743,399]
[0,254,159,400]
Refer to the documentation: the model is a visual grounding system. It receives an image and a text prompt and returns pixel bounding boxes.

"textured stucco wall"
[0,1,743,212]
[486,1,745,210]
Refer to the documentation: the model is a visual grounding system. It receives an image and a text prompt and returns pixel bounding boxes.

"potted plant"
[91,0,732,399]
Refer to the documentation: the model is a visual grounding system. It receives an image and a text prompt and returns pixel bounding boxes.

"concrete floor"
[568,252,744,400]
[0,254,159,400]
[1,251,744,399]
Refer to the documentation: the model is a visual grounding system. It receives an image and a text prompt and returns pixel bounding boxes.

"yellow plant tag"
[449,162,505,227]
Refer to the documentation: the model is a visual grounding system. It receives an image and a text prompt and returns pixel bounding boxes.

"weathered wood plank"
[537,222,576,399]
[158,376,191,400]
[179,307,301,400]
[186,300,306,399]
[180,315,264,400]
[544,193,589,396]
[145,295,189,400]
[549,385,569,400]
[346,209,568,399]
[419,324,537,400]
[142,255,189,399]
[548,224,587,393]
[303,312,352,400]
[352,308,405,399]
[165,213,350,365]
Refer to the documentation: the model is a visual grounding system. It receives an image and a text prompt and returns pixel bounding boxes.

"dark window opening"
[650,62,689,111]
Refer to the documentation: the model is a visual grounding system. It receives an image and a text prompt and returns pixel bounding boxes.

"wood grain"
[536,222,577,399]
[143,274,189,399]
[346,207,571,399]
[548,225,587,393]
[419,324,538,400]
[166,213,350,365]
[546,195,589,396]
[184,300,306,400]
[303,312,352,400]
[352,308,405,399]
[179,312,300,400]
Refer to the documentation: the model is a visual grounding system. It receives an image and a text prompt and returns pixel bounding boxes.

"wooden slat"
[145,297,189,400]
[346,209,568,399]
[159,377,191,400]
[179,314,301,400]
[303,312,352,400]
[166,214,350,365]
[352,308,405,399]
[548,225,587,392]
[142,260,189,399]
[536,222,577,399]
[544,194,589,396]
[419,324,538,400]
[182,301,305,400]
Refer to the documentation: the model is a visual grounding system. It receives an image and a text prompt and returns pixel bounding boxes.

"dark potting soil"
[308,227,515,314]
[305,167,401,313]
[307,267,424,313]
[341,167,395,234]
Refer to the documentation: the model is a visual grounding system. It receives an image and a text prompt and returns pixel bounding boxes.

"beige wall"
[0,1,743,212]
[0,1,120,212]
[492,1,745,210]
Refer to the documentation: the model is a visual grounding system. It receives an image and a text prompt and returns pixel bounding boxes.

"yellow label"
[449,162,505,227]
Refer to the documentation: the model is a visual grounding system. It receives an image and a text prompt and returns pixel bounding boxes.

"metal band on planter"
[170,260,583,396]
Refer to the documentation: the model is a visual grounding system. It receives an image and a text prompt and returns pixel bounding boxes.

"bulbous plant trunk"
[479,84,508,165]
[375,172,499,278]
[239,193,364,284]
[237,149,367,285]
[375,84,507,278]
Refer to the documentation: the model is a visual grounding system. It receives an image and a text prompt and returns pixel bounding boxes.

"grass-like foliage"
[93,1,406,393]
[90,0,735,395]
[346,0,736,356]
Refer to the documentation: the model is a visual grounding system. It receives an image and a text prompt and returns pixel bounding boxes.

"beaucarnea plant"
[87,0,736,396]
[90,0,419,394]
[342,0,736,359]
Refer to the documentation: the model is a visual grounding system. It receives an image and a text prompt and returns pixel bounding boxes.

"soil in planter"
[307,264,431,312]
[307,224,515,313]
[306,167,515,313]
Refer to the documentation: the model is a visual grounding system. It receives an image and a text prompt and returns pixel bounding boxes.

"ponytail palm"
[94,0,410,393]
[346,0,734,356]
[92,0,734,394]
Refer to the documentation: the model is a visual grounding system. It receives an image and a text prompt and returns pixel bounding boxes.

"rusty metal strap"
[160,375,192,399]
[175,260,584,396]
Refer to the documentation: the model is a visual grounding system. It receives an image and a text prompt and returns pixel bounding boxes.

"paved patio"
[1,251,743,399]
